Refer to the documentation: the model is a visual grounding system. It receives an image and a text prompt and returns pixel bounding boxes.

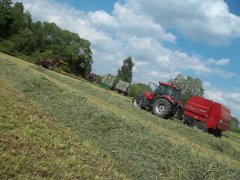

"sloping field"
[0,53,240,179]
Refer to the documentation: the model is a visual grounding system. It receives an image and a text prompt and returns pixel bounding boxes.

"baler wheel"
[213,130,222,138]
[196,121,207,132]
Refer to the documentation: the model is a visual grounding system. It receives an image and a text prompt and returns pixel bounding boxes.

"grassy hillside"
[0,52,240,179]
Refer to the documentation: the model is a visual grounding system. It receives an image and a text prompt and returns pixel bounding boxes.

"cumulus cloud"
[208,58,230,66]
[126,0,240,45]
[12,0,238,82]
[204,82,240,118]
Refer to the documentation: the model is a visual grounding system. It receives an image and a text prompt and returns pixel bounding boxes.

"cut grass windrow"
[1,53,240,179]
[0,78,125,179]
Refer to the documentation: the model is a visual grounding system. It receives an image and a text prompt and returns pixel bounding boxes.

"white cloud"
[88,11,118,28]
[112,3,176,43]
[204,82,240,119]
[126,0,240,45]
[208,58,230,66]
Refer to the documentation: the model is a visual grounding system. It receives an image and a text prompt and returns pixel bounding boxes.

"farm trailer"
[100,75,131,95]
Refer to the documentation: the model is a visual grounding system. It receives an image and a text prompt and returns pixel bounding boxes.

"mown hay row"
[1,56,240,179]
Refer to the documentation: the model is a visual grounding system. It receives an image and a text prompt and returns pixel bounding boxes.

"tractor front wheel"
[153,98,172,119]
[47,65,53,70]
[132,96,146,107]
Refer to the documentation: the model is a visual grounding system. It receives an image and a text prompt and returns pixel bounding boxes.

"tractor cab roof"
[159,82,182,92]
[159,82,176,89]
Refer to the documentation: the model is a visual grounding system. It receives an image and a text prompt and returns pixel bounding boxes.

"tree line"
[0,0,136,84]
[0,0,93,77]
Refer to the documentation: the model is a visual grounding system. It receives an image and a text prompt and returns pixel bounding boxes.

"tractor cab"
[144,82,181,103]
[154,82,180,101]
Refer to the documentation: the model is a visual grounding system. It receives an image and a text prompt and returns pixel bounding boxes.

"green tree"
[128,83,149,97]
[230,117,239,128]
[9,2,27,35]
[0,0,13,38]
[169,74,204,105]
[230,117,240,133]
[116,57,134,83]
[10,28,34,54]
[0,1,34,55]
[0,1,93,77]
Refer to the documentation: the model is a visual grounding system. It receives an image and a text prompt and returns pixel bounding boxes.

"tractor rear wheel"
[153,98,172,119]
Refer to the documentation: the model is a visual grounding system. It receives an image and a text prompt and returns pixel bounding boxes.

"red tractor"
[35,58,54,70]
[133,82,183,119]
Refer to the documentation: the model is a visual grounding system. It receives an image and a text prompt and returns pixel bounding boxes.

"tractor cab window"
[155,85,180,101]
[155,85,166,95]
[166,88,173,96]
[172,90,180,101]
[149,82,158,92]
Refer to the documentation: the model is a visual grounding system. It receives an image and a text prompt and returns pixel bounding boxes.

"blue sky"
[14,0,240,120]
[57,0,117,12]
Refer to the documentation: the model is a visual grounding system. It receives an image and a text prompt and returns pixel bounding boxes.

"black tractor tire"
[153,98,172,119]
[174,107,184,120]
[132,96,147,107]
[196,121,208,132]
[47,65,53,70]
[208,129,222,138]
[213,130,222,138]
[183,116,196,127]
[122,92,128,96]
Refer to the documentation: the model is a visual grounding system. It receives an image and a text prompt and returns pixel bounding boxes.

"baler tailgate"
[217,105,231,131]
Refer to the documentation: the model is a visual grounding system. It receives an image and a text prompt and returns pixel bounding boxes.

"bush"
[128,83,150,97]
[0,40,15,54]
[230,127,240,134]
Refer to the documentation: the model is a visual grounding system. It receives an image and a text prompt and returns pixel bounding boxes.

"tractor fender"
[143,91,154,100]
[158,95,175,104]
[157,95,183,120]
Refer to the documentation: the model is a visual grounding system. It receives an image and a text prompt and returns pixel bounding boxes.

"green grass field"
[1,52,240,179]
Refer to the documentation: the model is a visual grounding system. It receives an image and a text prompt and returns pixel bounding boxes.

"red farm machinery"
[183,96,231,137]
[132,81,231,137]
[35,58,54,70]
[133,82,184,119]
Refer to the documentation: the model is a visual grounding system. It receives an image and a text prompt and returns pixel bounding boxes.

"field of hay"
[0,52,240,179]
